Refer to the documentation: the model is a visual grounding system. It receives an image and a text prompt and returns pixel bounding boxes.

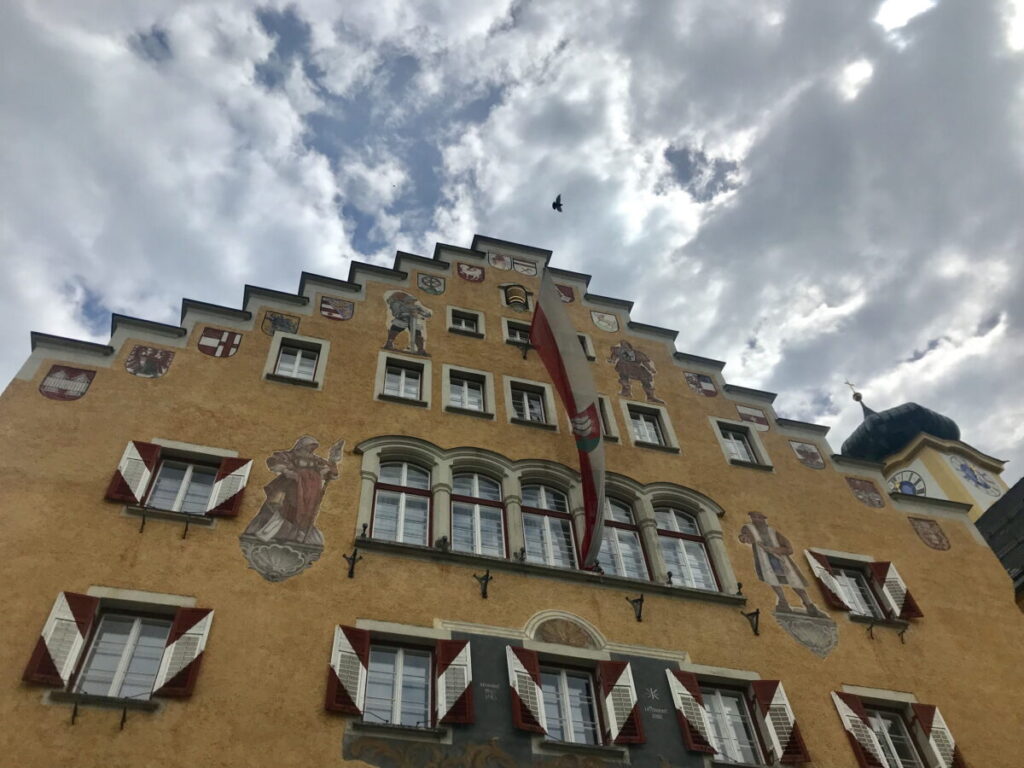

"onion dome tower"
[841,392,961,463]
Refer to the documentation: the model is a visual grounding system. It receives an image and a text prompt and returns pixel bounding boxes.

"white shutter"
[831,692,892,768]
[912,704,960,768]
[436,640,472,723]
[876,563,909,618]
[118,441,155,503]
[804,550,852,610]
[154,609,213,693]
[207,459,253,512]
[42,593,87,684]
[331,625,368,713]
[600,661,640,743]
[665,669,716,751]
[505,646,545,732]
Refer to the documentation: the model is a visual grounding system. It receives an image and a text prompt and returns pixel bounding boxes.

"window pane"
[77,616,134,696]
[148,464,186,510]
[405,465,430,490]
[565,673,599,745]
[373,491,401,541]
[605,499,633,525]
[869,711,925,768]
[479,506,504,556]
[295,350,317,380]
[541,672,566,741]
[703,688,762,764]
[523,485,567,513]
[451,502,475,553]
[364,647,398,724]
[399,651,431,727]
[527,392,545,421]
[617,530,648,580]
[180,467,216,514]
[384,368,403,396]
[550,518,576,568]
[402,370,420,399]
[402,495,429,545]
[118,620,171,700]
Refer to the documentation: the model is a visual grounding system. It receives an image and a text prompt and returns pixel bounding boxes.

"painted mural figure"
[607,341,664,403]
[244,436,343,546]
[738,512,826,617]
[383,291,432,356]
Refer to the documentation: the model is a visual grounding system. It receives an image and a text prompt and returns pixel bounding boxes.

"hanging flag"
[530,272,606,568]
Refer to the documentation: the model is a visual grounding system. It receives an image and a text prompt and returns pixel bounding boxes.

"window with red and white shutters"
[751,680,811,764]
[206,457,253,516]
[665,669,716,754]
[21,592,99,688]
[868,562,924,620]
[151,607,214,697]
[804,550,853,611]
[831,691,892,768]
[325,625,370,715]
[597,660,644,744]
[435,639,474,725]
[105,441,163,504]
[505,646,546,733]
[911,704,968,768]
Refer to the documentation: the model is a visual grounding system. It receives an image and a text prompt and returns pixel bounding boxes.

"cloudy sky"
[2,0,1022,483]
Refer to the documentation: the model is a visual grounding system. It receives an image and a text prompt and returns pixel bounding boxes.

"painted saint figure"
[738,511,826,617]
[607,340,664,403]
[243,436,343,547]
[383,291,433,356]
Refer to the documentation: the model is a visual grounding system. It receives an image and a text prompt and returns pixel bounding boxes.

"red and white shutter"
[831,691,892,768]
[325,625,369,714]
[152,608,213,697]
[598,660,644,744]
[751,680,810,764]
[665,670,716,754]
[22,592,99,688]
[436,639,474,725]
[505,646,545,733]
[911,704,968,768]
[105,441,162,504]
[869,562,924,619]
[206,457,253,517]
[804,550,852,611]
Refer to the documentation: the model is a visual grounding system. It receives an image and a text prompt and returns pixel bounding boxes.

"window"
[511,384,547,423]
[275,342,318,381]
[372,462,430,545]
[833,566,885,619]
[541,667,601,745]
[865,707,926,768]
[146,460,218,515]
[577,334,596,360]
[701,686,765,765]
[450,310,480,334]
[598,499,649,580]
[451,473,505,556]
[450,374,485,412]
[522,484,576,569]
[629,407,664,445]
[597,397,617,439]
[720,425,756,463]
[656,508,718,591]
[805,551,924,621]
[384,363,422,400]
[506,321,531,345]
[76,614,172,700]
[363,645,432,727]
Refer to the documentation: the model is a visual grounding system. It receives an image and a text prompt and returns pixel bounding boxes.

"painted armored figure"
[243,436,343,547]
[738,511,826,617]
[607,340,663,403]
[383,291,433,355]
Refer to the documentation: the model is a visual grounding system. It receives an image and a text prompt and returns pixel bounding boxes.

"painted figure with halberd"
[383,290,433,355]
[738,511,826,617]
[607,340,664,403]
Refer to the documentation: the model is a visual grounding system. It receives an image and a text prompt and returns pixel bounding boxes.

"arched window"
[598,498,649,580]
[521,484,576,569]
[451,473,505,557]
[655,507,718,591]
[372,462,430,545]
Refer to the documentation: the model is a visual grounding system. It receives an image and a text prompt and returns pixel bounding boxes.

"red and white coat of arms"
[39,365,95,401]
[197,327,242,357]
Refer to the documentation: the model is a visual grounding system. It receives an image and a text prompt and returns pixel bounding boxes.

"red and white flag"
[530,272,605,568]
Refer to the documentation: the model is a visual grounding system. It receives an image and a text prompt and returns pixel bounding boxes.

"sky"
[2,0,1022,484]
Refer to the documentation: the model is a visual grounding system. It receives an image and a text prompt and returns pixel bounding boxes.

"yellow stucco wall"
[1,246,1022,767]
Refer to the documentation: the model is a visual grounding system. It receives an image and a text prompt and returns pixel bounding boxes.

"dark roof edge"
[242,285,309,308]
[776,418,831,435]
[672,352,727,371]
[111,314,187,338]
[395,251,450,270]
[470,234,552,258]
[831,453,885,471]
[433,242,486,261]
[180,299,252,324]
[626,321,678,340]
[723,383,778,404]
[889,492,974,513]
[30,332,115,356]
[546,266,592,286]
[585,293,634,310]
[298,272,361,296]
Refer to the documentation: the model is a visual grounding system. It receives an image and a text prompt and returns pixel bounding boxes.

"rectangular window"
[506,322,531,345]
[363,646,432,728]
[720,425,756,463]
[656,508,718,591]
[146,460,218,514]
[384,364,422,400]
[275,343,318,381]
[450,311,480,334]
[449,374,485,412]
[540,668,601,745]
[451,473,505,557]
[598,499,649,580]
[629,408,664,445]
[834,567,885,619]
[75,614,172,700]
[701,686,764,765]
[373,462,431,545]
[865,707,926,768]
[598,398,614,437]
[511,385,546,423]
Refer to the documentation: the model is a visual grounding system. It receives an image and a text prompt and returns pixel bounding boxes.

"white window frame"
[263,332,330,390]
[145,459,219,515]
[620,401,679,450]
[521,484,576,569]
[375,351,432,408]
[865,707,927,768]
[598,498,650,581]
[451,473,506,557]
[442,365,495,418]
[363,645,433,728]
[577,333,596,361]
[74,613,173,700]
[833,566,886,619]
[540,666,602,745]
[711,417,772,468]
[701,685,766,765]
[372,461,431,545]
[597,396,620,441]
[655,507,719,592]
[503,319,532,345]
[274,343,319,381]
[504,376,559,430]
[446,306,485,337]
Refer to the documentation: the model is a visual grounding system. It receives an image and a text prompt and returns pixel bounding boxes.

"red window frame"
[521,484,577,568]
[654,507,721,591]
[601,498,652,580]
[370,461,433,546]
[450,472,508,557]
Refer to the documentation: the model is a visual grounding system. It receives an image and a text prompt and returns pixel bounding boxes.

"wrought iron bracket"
[181,518,190,540]
[626,594,645,622]
[474,569,493,599]
[120,706,128,730]
[138,511,147,534]
[343,548,363,579]
[70,702,79,725]
[866,621,877,639]
[898,627,908,644]
[741,608,760,636]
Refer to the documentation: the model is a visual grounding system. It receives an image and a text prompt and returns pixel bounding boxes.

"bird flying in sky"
[552,194,563,212]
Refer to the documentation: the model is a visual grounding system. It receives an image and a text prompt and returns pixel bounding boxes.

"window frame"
[73,611,173,701]
[700,684,768,765]
[521,484,577,570]
[655,507,721,592]
[833,565,886,620]
[503,319,532,346]
[576,333,596,361]
[145,458,219,515]
[450,472,507,558]
[263,332,329,390]
[447,306,485,338]
[539,664,604,746]
[442,365,495,419]
[375,351,432,408]
[596,396,620,441]
[504,377,558,431]
[274,342,319,382]
[371,461,433,546]
[863,705,928,768]
[598,498,651,581]
[362,642,435,729]
[620,401,679,452]
[711,417,773,469]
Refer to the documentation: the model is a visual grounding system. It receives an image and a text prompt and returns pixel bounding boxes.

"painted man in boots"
[738,511,827,618]
[383,291,433,355]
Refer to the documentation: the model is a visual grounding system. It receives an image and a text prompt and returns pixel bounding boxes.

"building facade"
[1,235,1021,767]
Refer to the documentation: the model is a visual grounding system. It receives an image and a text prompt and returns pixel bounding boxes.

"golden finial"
[844,380,863,402]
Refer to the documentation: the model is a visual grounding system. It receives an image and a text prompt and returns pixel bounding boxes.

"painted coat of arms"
[487,252,512,270]
[685,372,717,397]
[790,441,825,470]
[591,311,619,332]
[197,327,242,357]
[416,274,446,295]
[909,518,950,551]
[320,296,354,320]
[39,365,95,401]
[846,477,885,508]
[512,258,537,276]
[737,405,770,431]
[125,345,174,378]
[262,311,300,336]
[456,263,485,282]
[555,284,575,303]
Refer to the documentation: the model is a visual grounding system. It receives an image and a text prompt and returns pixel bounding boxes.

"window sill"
[358,537,746,606]
[448,328,484,339]
[125,506,215,527]
[728,459,773,472]
[849,613,909,630]
[350,721,447,740]
[538,738,627,759]
[511,417,556,431]
[712,762,767,768]
[506,339,533,349]
[445,405,495,420]
[378,393,429,408]
[602,434,619,443]
[50,690,160,712]
[265,372,320,389]
[634,440,679,454]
